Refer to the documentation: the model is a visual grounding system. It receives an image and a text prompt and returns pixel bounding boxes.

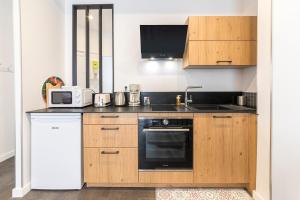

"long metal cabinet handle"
[143,128,190,132]
[101,127,119,131]
[101,151,119,154]
[100,115,119,118]
[216,60,233,63]
[213,116,232,118]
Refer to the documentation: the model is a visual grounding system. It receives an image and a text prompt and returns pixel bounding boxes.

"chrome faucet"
[185,86,203,107]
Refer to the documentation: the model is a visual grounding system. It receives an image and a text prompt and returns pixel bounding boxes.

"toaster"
[94,93,111,107]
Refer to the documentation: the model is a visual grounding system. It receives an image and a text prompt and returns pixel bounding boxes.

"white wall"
[242,67,256,92]
[13,0,66,196]
[13,0,259,197]
[65,0,257,92]
[272,1,300,200]
[255,0,272,199]
[0,0,15,162]
[114,13,250,92]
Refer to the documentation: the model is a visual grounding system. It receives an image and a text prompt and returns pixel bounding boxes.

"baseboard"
[0,150,15,163]
[12,182,31,198]
[253,190,265,200]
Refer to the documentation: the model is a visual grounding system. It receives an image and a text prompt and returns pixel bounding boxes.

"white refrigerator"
[31,113,83,190]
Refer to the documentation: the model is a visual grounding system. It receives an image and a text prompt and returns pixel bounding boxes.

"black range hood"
[140,25,188,59]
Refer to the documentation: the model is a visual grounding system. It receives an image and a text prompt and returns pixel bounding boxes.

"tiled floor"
[156,188,253,200]
[1,158,252,200]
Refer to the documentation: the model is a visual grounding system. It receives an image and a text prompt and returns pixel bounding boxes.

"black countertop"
[27,104,256,114]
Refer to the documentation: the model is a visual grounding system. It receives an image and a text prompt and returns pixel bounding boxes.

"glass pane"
[74,7,113,92]
[51,92,72,104]
[102,9,113,93]
[76,9,86,88]
[89,9,100,92]
[145,132,186,159]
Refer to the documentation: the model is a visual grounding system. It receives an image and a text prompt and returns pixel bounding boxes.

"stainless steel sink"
[187,104,232,111]
[151,105,177,111]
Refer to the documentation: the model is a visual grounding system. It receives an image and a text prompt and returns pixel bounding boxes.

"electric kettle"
[114,92,126,106]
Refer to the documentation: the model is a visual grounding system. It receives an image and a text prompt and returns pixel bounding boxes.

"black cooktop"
[151,105,177,111]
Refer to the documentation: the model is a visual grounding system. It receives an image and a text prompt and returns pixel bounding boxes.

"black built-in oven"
[138,118,193,169]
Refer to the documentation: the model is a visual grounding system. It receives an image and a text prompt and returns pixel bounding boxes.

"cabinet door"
[84,148,138,184]
[188,16,257,41]
[231,114,249,183]
[194,114,249,183]
[194,114,233,183]
[188,41,257,66]
[84,148,99,183]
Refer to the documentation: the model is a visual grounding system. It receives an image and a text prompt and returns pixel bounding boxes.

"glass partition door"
[73,5,114,93]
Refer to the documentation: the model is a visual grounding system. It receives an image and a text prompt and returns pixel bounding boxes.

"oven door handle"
[142,128,190,132]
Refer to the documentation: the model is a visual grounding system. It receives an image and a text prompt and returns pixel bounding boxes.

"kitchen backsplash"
[243,92,257,108]
[140,92,244,105]
[119,91,257,108]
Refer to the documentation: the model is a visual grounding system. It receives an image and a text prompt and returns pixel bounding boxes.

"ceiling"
[69,0,257,15]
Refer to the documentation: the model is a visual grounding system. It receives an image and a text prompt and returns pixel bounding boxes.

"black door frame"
[72,4,114,93]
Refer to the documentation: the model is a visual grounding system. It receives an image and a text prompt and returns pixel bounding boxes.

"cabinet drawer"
[84,148,138,184]
[83,113,137,125]
[139,171,193,184]
[84,125,137,147]
[188,41,257,66]
[188,16,257,41]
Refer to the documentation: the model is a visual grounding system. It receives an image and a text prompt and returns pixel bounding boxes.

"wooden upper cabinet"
[184,16,257,68]
[188,16,257,41]
[188,41,257,66]
[194,113,250,184]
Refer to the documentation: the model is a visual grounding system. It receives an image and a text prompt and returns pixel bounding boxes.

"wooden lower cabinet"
[139,171,194,184]
[83,113,256,194]
[84,148,138,184]
[194,113,255,188]
[194,113,234,183]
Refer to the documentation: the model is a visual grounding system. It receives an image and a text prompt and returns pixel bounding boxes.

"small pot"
[237,96,246,106]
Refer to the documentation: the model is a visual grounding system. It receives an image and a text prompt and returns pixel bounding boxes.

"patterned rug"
[156,188,253,200]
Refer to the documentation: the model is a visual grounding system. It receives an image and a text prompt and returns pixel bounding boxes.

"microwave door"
[51,92,72,105]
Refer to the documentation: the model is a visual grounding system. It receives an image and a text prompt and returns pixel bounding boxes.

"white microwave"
[48,86,93,108]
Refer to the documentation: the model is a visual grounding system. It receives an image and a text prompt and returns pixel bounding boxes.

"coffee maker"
[128,84,140,106]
